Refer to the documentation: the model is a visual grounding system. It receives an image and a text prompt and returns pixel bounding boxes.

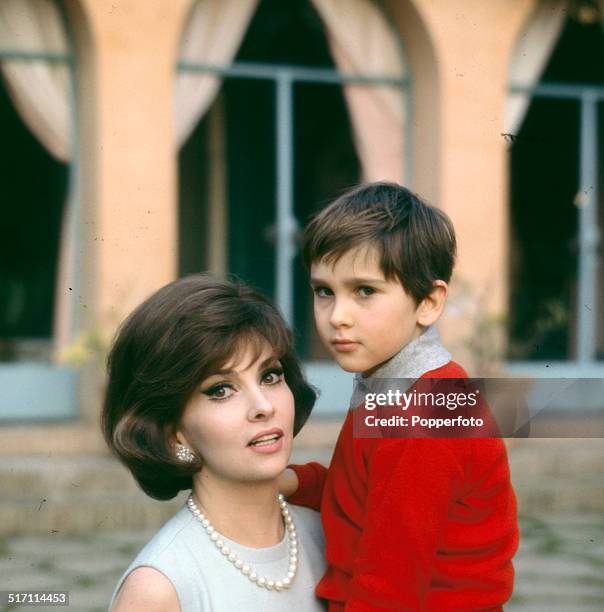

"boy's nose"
[329,299,353,328]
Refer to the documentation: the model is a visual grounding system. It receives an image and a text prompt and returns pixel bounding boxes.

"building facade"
[1,0,603,450]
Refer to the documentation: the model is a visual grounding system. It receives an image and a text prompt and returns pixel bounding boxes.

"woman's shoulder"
[134,505,196,563]
[111,566,179,612]
[110,505,201,610]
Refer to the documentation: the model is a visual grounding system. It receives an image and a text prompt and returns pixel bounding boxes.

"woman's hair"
[102,274,316,500]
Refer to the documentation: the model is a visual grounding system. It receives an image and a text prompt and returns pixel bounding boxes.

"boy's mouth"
[331,339,359,352]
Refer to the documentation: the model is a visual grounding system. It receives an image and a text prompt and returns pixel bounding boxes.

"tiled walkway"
[1,512,602,611]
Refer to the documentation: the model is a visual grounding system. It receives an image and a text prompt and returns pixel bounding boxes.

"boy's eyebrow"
[310,276,387,286]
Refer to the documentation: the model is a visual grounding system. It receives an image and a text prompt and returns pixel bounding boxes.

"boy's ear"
[417,280,448,327]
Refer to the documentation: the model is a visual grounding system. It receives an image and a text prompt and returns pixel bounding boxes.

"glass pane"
[0,76,68,362]
[224,78,277,297]
[507,97,580,361]
[235,0,336,68]
[293,81,360,359]
[508,7,604,362]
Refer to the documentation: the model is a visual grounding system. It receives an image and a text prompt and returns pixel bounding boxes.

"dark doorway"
[508,13,604,361]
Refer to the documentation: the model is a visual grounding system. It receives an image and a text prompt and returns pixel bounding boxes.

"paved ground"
[0,512,602,611]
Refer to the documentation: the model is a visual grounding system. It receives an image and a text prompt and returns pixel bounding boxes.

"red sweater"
[290,362,518,611]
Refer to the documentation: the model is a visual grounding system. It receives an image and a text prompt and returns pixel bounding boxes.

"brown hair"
[302,182,457,304]
[101,274,316,500]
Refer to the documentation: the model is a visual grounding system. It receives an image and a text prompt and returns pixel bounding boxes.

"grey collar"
[350,325,451,408]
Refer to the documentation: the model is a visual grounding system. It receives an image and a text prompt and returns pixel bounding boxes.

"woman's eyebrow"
[210,368,235,376]
[259,356,281,369]
[209,356,280,377]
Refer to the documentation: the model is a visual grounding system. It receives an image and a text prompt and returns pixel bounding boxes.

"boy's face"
[310,246,425,376]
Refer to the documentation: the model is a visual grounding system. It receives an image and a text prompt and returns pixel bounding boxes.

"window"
[177,0,410,412]
[508,10,604,366]
[0,0,78,420]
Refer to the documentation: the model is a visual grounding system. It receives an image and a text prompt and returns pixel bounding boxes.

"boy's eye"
[358,286,375,297]
[313,286,333,297]
[262,367,284,385]
[202,383,235,400]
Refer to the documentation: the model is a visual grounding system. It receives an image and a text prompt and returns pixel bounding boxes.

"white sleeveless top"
[110,504,326,611]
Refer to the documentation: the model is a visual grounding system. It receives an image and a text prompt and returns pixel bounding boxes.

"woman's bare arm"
[112,566,180,612]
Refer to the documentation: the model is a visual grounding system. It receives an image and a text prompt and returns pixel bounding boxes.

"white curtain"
[310,0,407,183]
[175,0,258,147]
[0,0,74,359]
[0,0,71,161]
[505,0,568,135]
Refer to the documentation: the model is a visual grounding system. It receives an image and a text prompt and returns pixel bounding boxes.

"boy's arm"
[346,439,463,610]
[282,462,328,511]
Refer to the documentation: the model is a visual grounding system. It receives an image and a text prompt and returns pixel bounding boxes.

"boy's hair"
[102,274,316,501]
[302,182,457,304]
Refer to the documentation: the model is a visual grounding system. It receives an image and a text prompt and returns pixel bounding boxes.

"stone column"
[411,0,536,372]
[77,0,191,328]
[73,0,193,419]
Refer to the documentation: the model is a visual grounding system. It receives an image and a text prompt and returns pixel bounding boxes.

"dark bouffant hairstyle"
[102,274,316,501]
[302,182,457,304]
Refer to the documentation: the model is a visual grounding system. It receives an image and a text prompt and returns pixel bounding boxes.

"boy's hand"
[277,468,299,497]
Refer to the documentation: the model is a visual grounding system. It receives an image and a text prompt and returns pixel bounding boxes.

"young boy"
[285,182,518,611]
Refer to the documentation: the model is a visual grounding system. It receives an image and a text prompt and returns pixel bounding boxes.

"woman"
[103,274,326,611]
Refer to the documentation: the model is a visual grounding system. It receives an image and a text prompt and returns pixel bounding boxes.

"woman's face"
[175,342,295,486]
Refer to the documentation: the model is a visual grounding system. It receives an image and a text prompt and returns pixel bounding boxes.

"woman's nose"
[248,387,275,420]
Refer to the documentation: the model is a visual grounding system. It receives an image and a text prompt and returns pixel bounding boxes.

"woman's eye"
[358,286,375,297]
[262,367,284,385]
[313,286,333,297]
[202,383,235,400]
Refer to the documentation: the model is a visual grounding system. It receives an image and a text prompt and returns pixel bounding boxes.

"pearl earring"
[175,443,195,463]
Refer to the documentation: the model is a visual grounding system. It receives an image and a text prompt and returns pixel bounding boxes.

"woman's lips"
[247,436,284,454]
[247,428,284,454]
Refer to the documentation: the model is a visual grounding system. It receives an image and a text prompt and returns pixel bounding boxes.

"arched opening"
[178,0,362,360]
[176,0,411,416]
[507,3,604,364]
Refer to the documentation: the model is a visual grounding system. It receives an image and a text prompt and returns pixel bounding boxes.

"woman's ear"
[167,427,190,455]
[417,280,448,327]
[169,428,200,465]
[171,430,188,447]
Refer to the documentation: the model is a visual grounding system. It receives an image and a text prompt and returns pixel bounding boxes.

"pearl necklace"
[186,493,298,591]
